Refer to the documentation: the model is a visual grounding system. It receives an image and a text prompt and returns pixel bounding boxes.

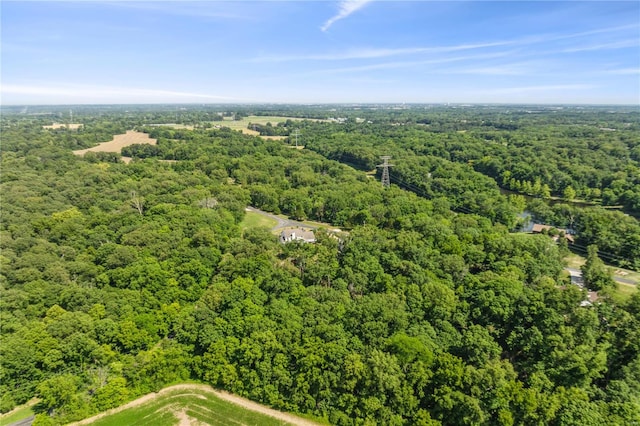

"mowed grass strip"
[88,390,293,426]
[240,210,278,231]
[0,404,35,426]
[608,282,638,304]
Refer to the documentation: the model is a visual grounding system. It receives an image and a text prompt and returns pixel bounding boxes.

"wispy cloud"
[97,1,255,21]
[600,68,640,75]
[561,39,639,53]
[251,41,514,63]
[321,0,373,32]
[446,65,529,76]
[1,83,247,103]
[485,84,597,95]
[307,51,515,75]
[550,23,639,41]
[255,22,637,64]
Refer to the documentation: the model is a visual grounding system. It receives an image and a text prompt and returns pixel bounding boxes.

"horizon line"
[3,101,640,107]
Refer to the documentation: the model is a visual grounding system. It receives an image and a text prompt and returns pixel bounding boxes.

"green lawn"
[240,210,278,231]
[565,253,586,269]
[607,282,638,304]
[0,403,35,426]
[87,389,294,426]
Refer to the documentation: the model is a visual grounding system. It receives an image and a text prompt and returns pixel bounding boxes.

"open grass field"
[612,267,640,284]
[0,401,35,426]
[564,253,586,269]
[240,210,278,231]
[72,130,157,164]
[216,115,325,136]
[70,384,322,426]
[147,123,195,130]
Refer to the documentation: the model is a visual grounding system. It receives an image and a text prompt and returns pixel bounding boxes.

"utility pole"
[377,156,394,188]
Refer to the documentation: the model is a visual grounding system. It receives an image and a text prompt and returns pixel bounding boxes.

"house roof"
[280,228,315,242]
[532,224,553,233]
[531,223,574,243]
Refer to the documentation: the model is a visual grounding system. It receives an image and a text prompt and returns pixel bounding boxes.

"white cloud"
[308,51,514,75]
[321,0,373,32]
[96,1,254,21]
[0,83,247,104]
[561,39,639,53]
[601,68,640,75]
[485,84,597,95]
[447,66,527,76]
[251,41,514,63]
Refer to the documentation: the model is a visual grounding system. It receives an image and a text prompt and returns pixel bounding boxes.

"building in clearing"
[280,228,316,244]
[531,224,575,243]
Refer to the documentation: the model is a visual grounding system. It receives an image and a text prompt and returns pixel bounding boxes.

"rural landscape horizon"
[2,1,640,426]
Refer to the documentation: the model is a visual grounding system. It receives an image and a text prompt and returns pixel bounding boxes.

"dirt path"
[68,384,322,426]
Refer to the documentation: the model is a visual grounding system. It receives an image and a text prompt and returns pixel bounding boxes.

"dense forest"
[1,105,639,425]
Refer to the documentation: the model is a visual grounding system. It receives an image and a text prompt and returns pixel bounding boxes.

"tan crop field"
[73,131,157,163]
[147,123,195,130]
[43,123,83,130]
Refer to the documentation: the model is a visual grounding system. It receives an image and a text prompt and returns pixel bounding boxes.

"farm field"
[69,384,322,426]
[147,123,195,130]
[217,115,324,136]
[43,123,83,130]
[72,130,157,163]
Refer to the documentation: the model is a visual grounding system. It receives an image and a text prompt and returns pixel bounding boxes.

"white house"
[280,228,316,244]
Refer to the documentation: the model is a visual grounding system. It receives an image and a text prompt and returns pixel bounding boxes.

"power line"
[316,149,636,267]
[377,156,394,188]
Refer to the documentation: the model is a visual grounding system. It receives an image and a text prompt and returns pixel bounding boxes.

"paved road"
[565,268,585,287]
[565,267,636,286]
[8,416,34,426]
[245,206,320,231]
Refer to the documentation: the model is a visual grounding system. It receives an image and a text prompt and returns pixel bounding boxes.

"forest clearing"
[72,130,157,162]
[43,123,83,130]
[217,115,324,137]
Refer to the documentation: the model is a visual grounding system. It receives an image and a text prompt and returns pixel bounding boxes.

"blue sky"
[2,1,639,105]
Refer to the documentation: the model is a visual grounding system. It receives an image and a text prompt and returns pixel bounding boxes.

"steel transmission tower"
[292,129,300,147]
[377,156,394,188]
